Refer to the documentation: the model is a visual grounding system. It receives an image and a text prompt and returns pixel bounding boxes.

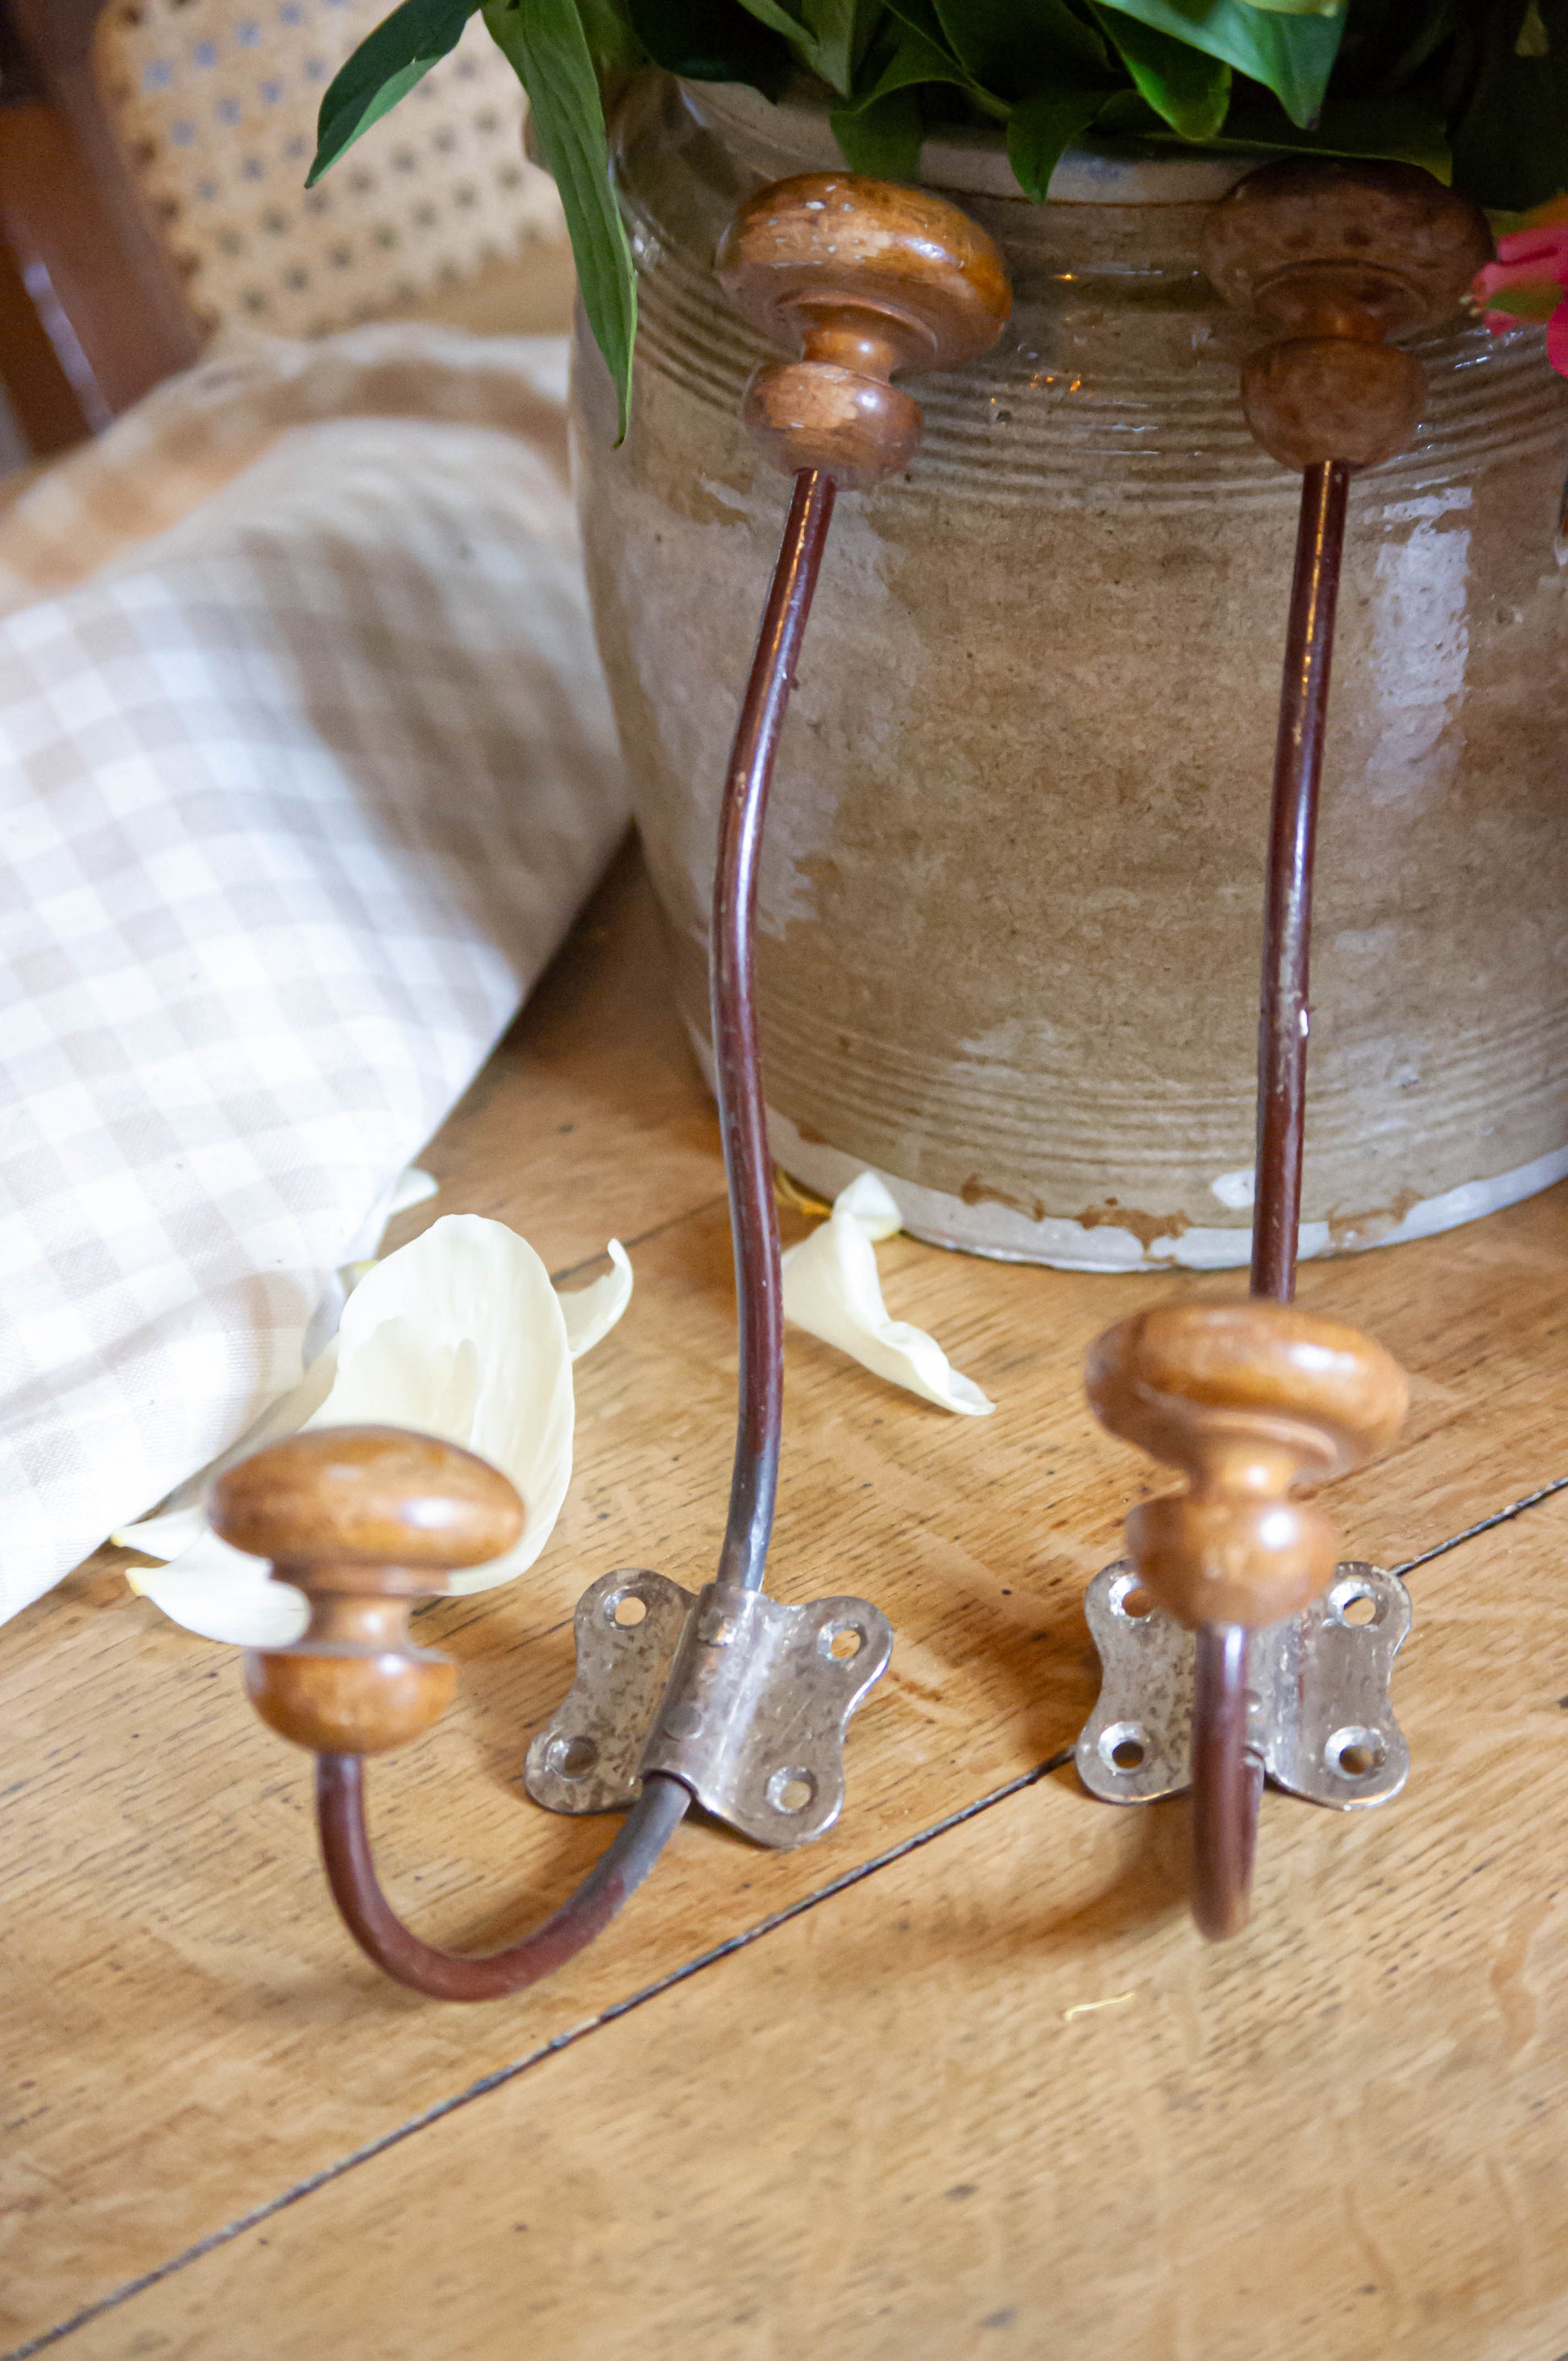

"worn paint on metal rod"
[1197,459,1350,1942]
[712,467,836,1595]
[316,1757,691,2002]
[1251,459,1349,1305]
[309,476,841,1997]
[1191,1624,1263,1943]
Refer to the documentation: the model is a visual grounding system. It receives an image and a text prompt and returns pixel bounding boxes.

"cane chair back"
[92,0,563,341]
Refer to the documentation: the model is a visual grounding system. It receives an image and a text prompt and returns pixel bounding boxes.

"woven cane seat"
[93,0,564,338]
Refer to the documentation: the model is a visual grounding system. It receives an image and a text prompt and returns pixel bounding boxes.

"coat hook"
[1074,160,1491,1940]
[220,174,1011,2000]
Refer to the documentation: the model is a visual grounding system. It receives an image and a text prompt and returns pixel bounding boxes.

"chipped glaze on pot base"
[769,1105,1568,1272]
[577,77,1568,1272]
[682,1025,1568,1270]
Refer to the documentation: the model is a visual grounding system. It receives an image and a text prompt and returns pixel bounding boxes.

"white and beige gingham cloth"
[0,324,628,1621]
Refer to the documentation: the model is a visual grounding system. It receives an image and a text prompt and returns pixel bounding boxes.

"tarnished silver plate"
[525,1567,892,1849]
[1075,1558,1411,1811]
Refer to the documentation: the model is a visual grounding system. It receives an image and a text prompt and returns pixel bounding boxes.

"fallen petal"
[128,1215,633,1640]
[558,1239,633,1359]
[128,1549,309,1647]
[782,1174,994,1417]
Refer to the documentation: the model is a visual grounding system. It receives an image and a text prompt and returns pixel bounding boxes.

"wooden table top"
[2,841,1564,2361]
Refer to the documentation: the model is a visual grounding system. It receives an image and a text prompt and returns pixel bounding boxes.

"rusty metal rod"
[1251,459,1348,1305]
[1190,1624,1263,1942]
[311,474,836,1996]
[1195,459,1349,1942]
[712,466,836,1595]
[317,1757,690,2002]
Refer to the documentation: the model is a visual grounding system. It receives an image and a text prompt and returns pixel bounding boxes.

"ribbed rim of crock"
[679,76,1256,204]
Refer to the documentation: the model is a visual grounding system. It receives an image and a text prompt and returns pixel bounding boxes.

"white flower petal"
[833,1170,904,1243]
[558,1239,633,1360]
[114,1504,205,1562]
[128,1550,309,1646]
[389,1165,439,1217]
[782,1176,994,1417]
[322,1214,574,1597]
[128,1214,631,1641]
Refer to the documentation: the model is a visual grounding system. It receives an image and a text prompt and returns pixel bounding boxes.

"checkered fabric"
[0,325,627,1621]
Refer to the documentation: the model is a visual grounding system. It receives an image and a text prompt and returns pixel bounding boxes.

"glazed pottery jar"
[575,75,1568,1271]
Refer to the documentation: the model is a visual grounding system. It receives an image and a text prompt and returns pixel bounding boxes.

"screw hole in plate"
[820,1623,863,1662]
[1328,1725,1386,1780]
[551,1734,599,1780]
[1098,1721,1147,1774]
[1329,1581,1381,1628]
[1110,1573,1155,1620]
[768,1767,816,1815]
[609,1591,648,1628]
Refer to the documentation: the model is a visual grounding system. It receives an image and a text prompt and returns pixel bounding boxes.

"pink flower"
[1473,197,1568,378]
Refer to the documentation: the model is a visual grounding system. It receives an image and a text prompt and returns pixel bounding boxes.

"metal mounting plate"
[1075,1558,1411,1811]
[524,1567,893,1849]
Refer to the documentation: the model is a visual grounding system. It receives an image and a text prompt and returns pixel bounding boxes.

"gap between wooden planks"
[44,1495,1568,2361]
[1,843,1563,2350]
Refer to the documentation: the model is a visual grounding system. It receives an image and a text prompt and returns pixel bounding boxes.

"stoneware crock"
[575,74,1568,1271]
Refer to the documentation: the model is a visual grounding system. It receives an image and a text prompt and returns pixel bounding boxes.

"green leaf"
[801,0,877,93]
[483,0,637,443]
[731,0,821,72]
[831,82,925,174]
[1093,0,1343,125]
[1088,2,1229,135]
[881,0,965,64]
[575,0,645,77]
[848,7,1010,118]
[1224,89,1451,175]
[730,0,868,91]
[1326,0,1457,97]
[932,0,1106,99]
[309,0,479,185]
[850,13,981,98]
[626,0,792,93]
[1517,1,1552,57]
[1450,0,1568,213]
[1007,81,1115,197]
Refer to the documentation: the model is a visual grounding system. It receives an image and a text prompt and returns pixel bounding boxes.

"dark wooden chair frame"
[0,0,201,450]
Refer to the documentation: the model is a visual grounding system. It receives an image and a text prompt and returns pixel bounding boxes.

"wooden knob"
[1202,160,1492,470]
[212,1426,525,1757]
[1085,1302,1408,1629]
[715,171,1010,488]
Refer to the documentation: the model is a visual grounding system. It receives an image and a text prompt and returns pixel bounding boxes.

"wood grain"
[1203,160,1492,471]
[1085,1300,1409,1628]
[716,172,1010,486]
[64,1495,1568,2361]
[224,1425,526,1760]
[0,844,1562,2348]
[0,109,96,457]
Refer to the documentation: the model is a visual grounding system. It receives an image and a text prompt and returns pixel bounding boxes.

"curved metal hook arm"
[317,1758,691,2002]
[1249,461,1346,1309]
[309,475,836,1998]
[1195,458,1348,1941]
[711,467,836,1597]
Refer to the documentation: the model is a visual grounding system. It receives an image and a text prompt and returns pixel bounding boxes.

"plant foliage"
[311,0,1568,432]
